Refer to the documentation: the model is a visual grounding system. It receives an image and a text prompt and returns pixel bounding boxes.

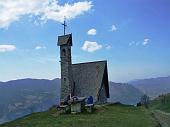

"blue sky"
[0,0,170,82]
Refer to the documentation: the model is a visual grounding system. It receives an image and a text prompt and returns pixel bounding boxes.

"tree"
[141,94,150,108]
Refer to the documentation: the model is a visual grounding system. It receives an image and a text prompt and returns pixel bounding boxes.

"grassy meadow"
[0,104,159,127]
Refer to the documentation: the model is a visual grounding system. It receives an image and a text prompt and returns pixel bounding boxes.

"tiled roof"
[72,60,109,102]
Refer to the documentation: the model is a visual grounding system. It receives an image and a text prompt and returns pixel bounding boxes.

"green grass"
[150,93,170,113]
[0,104,159,127]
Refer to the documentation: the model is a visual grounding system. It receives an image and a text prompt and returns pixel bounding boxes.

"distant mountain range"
[0,79,60,124]
[108,82,144,105]
[1,76,170,124]
[0,78,143,124]
[129,76,170,99]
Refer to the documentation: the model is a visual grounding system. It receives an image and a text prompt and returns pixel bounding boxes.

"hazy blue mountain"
[1,77,170,124]
[0,78,143,124]
[0,79,60,124]
[129,76,170,99]
[108,82,144,105]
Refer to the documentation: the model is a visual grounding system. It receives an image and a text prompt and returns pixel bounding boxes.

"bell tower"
[58,34,73,103]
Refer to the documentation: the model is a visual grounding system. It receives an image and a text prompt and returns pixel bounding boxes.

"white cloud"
[105,44,112,50]
[129,38,150,46]
[35,46,46,50]
[143,38,150,46]
[87,28,96,35]
[81,41,102,52]
[110,24,117,32]
[129,41,141,46]
[0,0,93,29]
[129,41,135,46]
[0,45,16,52]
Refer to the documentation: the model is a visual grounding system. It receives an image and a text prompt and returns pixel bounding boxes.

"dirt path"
[153,110,170,127]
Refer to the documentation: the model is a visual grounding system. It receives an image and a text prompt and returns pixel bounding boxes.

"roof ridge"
[58,33,72,38]
[72,60,107,65]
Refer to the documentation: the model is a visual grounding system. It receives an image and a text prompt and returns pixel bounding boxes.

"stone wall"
[97,83,107,104]
[72,61,107,103]
[60,45,73,102]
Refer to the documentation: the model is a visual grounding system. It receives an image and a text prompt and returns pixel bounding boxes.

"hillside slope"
[108,82,144,105]
[130,76,170,98]
[153,110,170,127]
[0,104,159,127]
[150,93,170,113]
[0,78,143,124]
[149,93,170,127]
[0,79,60,124]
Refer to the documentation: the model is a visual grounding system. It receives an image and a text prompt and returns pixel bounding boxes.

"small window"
[62,49,66,56]
[63,78,66,83]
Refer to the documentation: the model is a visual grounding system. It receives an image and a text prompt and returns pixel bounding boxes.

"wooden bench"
[85,104,94,113]
[69,97,86,114]
[57,105,70,114]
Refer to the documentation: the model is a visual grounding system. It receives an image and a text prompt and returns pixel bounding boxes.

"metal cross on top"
[62,16,67,35]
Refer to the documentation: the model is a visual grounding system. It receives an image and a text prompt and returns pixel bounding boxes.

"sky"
[0,0,170,82]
